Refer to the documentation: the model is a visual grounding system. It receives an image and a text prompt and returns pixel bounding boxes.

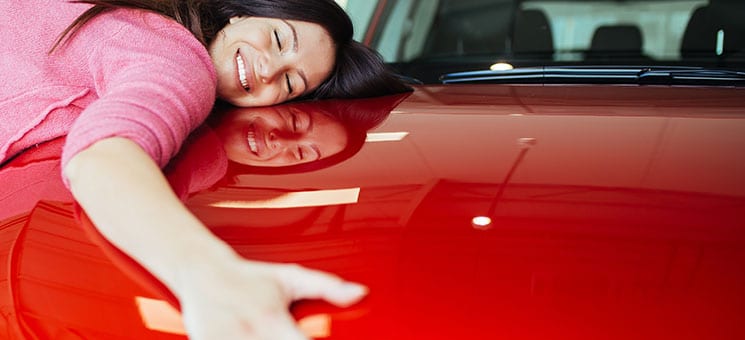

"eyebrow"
[282,19,309,92]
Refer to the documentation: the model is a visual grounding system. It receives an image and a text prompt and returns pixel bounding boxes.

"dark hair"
[54,0,412,99]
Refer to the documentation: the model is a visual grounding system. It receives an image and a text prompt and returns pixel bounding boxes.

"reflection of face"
[213,106,348,167]
[209,16,335,107]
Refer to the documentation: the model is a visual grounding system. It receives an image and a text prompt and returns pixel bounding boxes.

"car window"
[526,1,702,62]
[342,0,745,83]
[335,0,378,42]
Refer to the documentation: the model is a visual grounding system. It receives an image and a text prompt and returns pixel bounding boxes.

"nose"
[267,129,301,151]
[257,54,286,84]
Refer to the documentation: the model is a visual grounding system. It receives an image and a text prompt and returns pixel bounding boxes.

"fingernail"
[342,283,368,297]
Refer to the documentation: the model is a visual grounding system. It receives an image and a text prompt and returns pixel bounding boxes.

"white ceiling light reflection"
[471,216,493,230]
[297,313,332,338]
[209,188,360,209]
[136,297,185,335]
[366,132,409,142]
[136,297,331,337]
[716,29,724,56]
[489,62,514,71]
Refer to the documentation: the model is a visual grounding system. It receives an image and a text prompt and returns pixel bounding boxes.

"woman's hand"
[178,258,367,340]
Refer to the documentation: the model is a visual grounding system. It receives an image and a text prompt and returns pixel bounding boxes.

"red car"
[2,83,744,339]
[2,0,745,339]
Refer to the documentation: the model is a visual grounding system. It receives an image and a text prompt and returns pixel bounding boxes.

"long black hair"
[54,0,411,100]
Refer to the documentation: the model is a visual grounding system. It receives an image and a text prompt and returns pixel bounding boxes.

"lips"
[246,123,263,156]
[235,51,253,93]
[247,129,258,154]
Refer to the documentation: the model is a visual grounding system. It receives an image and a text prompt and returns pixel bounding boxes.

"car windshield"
[339,0,745,83]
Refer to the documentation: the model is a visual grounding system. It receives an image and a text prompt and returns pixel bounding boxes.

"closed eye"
[285,74,293,94]
[273,30,282,50]
[274,29,293,95]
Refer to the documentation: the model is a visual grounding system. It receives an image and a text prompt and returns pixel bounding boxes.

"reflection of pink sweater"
[0,1,216,170]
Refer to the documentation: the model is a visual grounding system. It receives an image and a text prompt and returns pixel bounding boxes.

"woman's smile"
[246,126,258,154]
[236,49,255,93]
[236,53,249,91]
[210,16,335,107]
[245,122,267,156]
[214,105,347,167]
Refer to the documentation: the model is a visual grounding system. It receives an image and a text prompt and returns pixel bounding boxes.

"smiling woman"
[54,0,412,103]
[210,17,337,106]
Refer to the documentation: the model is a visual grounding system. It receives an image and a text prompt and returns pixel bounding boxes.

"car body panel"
[2,84,744,339]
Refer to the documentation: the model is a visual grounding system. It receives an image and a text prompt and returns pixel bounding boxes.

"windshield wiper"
[440,66,745,86]
[637,68,745,85]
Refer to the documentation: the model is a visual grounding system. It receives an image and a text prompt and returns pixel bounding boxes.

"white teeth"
[247,131,258,153]
[236,54,249,90]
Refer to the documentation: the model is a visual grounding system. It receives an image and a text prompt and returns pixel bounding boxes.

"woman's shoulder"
[71,7,216,84]
[84,7,206,52]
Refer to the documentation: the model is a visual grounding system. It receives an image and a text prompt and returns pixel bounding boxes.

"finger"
[276,264,368,307]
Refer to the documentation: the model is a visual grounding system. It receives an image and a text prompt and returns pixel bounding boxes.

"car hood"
[2,84,744,339]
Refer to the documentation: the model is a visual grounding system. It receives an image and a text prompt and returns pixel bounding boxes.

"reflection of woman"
[168,94,405,197]
[1,1,410,339]
[214,103,350,168]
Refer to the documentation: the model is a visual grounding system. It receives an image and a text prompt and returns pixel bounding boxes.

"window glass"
[343,0,745,83]
[338,0,379,42]
[524,0,705,61]
[345,0,714,63]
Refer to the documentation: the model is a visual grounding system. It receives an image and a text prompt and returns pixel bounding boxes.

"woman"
[1,1,410,339]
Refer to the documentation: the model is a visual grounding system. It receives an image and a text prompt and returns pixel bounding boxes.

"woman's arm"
[64,137,367,340]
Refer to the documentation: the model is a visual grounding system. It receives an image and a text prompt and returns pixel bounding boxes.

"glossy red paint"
[1,84,744,339]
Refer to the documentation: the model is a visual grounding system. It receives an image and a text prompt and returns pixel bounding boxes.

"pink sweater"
[0,1,217,170]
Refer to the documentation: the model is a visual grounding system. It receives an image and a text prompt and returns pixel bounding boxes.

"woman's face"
[209,16,336,107]
[214,105,348,167]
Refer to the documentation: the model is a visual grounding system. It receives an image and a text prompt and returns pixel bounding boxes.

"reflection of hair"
[224,92,409,176]
[52,0,412,99]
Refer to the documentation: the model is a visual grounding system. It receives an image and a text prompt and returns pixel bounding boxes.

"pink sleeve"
[61,11,217,170]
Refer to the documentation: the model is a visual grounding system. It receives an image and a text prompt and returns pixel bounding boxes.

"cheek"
[321,134,348,159]
[211,56,238,100]
[247,87,282,107]
[308,55,335,89]
[328,141,346,158]
[215,71,234,99]
[210,34,234,70]
[317,42,337,78]
[217,126,247,158]
[224,143,250,163]
[300,43,336,90]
